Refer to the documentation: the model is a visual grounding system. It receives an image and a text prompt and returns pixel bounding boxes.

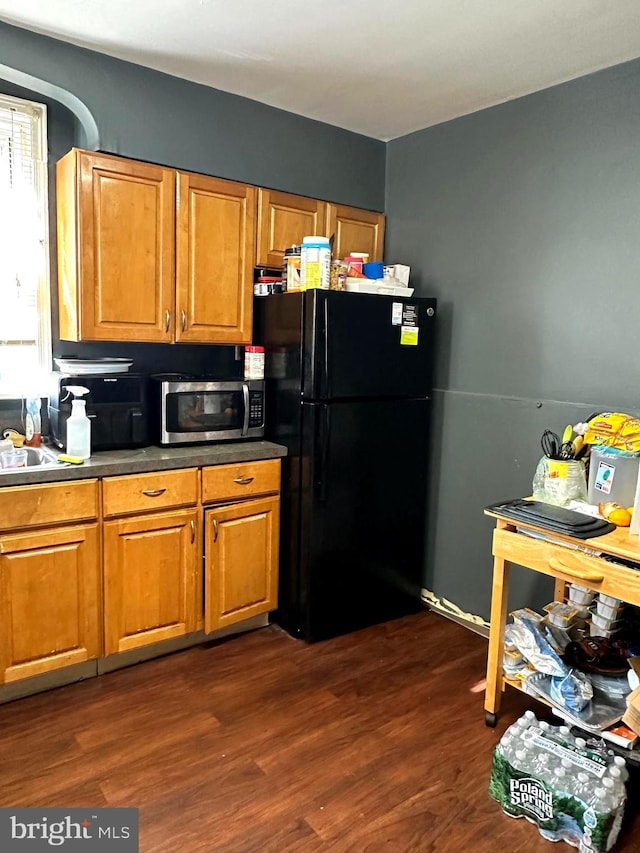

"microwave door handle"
[241,383,250,436]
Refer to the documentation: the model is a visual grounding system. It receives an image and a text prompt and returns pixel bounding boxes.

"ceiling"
[2,0,640,141]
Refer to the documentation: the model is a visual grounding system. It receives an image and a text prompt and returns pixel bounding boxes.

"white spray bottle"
[65,385,91,459]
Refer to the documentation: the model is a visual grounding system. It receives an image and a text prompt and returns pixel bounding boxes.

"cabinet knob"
[141,488,167,498]
[233,477,254,486]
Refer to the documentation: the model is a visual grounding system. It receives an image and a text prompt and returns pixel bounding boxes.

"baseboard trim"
[421,589,490,639]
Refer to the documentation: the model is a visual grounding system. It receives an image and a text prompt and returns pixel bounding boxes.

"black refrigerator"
[254,289,437,641]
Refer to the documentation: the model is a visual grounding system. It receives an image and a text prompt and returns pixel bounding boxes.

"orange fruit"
[608,507,632,527]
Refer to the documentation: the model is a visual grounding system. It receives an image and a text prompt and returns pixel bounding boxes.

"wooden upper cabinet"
[57,149,175,342]
[176,173,255,344]
[57,149,255,345]
[256,189,327,268]
[325,203,385,262]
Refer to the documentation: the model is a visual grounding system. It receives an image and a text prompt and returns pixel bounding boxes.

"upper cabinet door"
[57,149,176,342]
[325,203,385,262]
[176,172,256,344]
[256,189,327,268]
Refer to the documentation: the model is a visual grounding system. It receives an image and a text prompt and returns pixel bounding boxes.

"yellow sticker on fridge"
[400,326,419,346]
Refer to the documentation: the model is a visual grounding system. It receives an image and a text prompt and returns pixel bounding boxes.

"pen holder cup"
[532,456,587,507]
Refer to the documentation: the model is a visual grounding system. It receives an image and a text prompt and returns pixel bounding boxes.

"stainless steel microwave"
[150,377,265,445]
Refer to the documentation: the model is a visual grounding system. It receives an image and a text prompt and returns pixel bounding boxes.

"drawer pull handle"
[213,518,219,542]
[141,488,167,498]
[165,310,171,333]
[548,557,604,583]
[233,477,254,486]
[190,520,196,544]
[181,309,187,332]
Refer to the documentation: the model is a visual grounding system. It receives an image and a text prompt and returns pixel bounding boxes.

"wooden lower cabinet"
[103,509,199,655]
[204,496,279,633]
[0,523,100,683]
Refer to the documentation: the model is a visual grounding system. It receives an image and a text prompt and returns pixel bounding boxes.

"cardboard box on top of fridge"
[383,264,411,286]
[345,279,414,296]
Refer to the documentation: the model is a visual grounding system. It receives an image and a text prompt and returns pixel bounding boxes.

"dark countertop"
[0,441,288,487]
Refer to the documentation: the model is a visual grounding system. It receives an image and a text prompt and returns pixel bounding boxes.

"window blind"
[0,93,50,395]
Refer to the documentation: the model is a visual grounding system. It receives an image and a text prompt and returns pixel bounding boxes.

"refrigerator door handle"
[322,297,330,399]
[315,404,330,503]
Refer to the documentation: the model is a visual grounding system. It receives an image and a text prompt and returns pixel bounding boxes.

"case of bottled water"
[489,713,627,851]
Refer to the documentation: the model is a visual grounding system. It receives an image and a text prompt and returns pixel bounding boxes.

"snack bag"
[584,413,640,453]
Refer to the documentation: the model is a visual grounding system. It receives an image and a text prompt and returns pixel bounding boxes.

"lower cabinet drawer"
[0,480,99,532]
[103,469,199,517]
[202,459,280,504]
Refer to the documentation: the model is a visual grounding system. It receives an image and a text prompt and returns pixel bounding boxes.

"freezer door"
[295,397,430,641]
[303,290,436,400]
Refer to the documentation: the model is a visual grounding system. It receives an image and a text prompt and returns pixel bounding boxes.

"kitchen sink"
[0,445,66,473]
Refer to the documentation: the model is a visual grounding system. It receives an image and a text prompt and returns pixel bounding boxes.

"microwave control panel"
[249,390,264,428]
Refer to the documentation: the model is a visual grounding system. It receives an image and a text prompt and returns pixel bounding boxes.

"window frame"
[0,92,51,400]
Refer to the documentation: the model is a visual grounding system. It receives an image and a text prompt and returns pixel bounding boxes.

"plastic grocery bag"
[532,456,587,506]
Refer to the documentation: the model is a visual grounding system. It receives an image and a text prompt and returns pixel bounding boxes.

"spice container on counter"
[282,245,302,292]
[244,346,265,380]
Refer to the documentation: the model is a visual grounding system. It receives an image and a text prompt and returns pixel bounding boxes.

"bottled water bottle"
[532,751,552,779]
[574,736,587,751]
[612,755,629,784]
[601,776,622,809]
[497,731,516,763]
[553,765,568,792]
[606,764,625,796]
[514,710,537,737]
[592,784,616,814]
[574,772,593,803]
[514,748,536,775]
[516,709,537,726]
[558,725,574,745]
[579,788,610,853]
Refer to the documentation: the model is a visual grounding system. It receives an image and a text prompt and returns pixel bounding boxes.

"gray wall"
[0,21,384,210]
[0,20,385,379]
[386,58,640,621]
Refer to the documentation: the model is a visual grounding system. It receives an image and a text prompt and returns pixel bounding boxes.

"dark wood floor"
[0,611,638,852]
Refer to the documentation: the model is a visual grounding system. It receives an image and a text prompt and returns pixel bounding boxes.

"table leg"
[484,547,510,727]
[554,577,567,602]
